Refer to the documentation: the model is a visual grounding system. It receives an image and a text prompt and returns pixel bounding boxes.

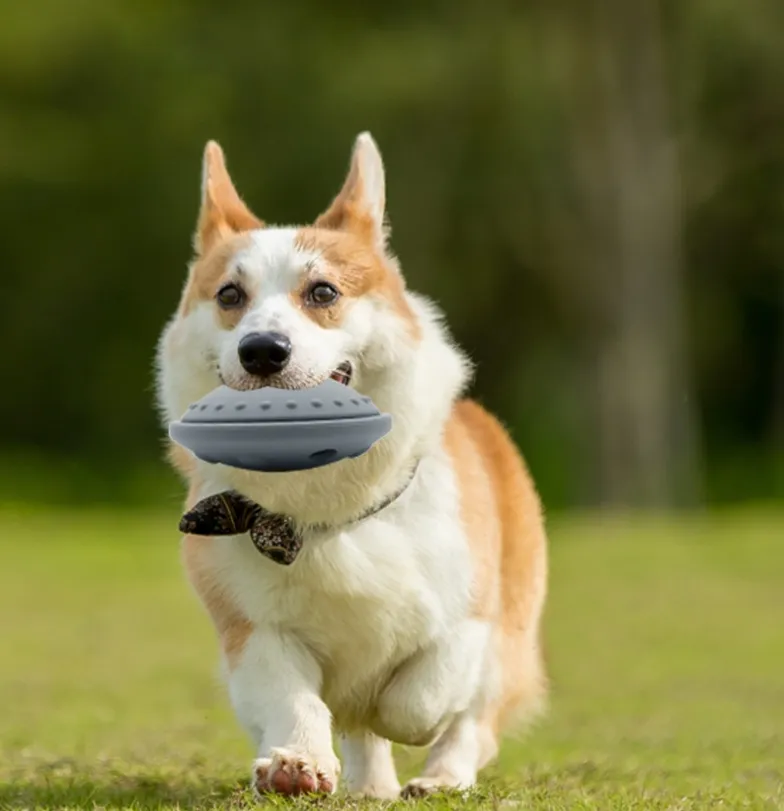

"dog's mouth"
[219,360,353,391]
[329,361,353,386]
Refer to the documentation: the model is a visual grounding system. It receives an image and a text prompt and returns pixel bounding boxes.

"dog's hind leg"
[340,731,401,799]
[401,710,489,797]
[401,627,546,798]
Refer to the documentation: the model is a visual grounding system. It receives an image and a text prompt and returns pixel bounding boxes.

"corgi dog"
[155,132,548,799]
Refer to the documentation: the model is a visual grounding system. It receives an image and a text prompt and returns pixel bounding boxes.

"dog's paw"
[401,776,468,799]
[253,747,339,797]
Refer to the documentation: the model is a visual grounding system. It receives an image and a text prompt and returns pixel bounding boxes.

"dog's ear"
[195,141,263,255]
[315,132,387,249]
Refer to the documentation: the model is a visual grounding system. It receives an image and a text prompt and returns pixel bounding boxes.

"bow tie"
[180,491,302,565]
[179,463,419,566]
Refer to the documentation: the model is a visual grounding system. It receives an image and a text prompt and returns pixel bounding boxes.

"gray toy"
[169,379,393,566]
[168,378,391,473]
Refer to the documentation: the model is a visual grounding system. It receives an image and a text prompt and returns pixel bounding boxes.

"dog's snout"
[238,331,292,377]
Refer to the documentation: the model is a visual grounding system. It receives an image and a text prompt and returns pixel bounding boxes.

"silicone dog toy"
[168,378,392,473]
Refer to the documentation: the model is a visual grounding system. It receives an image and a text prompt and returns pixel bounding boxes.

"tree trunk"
[566,0,703,507]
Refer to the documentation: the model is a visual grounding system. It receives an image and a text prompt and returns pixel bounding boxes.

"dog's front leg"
[340,731,401,799]
[228,629,340,796]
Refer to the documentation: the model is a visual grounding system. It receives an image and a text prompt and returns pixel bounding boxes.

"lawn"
[0,504,782,810]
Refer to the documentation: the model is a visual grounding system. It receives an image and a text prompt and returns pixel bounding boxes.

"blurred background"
[1,0,783,512]
[2,6,783,805]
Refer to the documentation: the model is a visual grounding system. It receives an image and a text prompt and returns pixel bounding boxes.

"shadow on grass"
[0,763,510,810]
[0,782,249,810]
[1,764,252,810]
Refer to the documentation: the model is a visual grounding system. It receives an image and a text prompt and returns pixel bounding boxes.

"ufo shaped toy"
[168,379,391,473]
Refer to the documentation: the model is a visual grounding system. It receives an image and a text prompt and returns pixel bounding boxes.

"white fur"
[340,732,400,798]
[155,135,506,798]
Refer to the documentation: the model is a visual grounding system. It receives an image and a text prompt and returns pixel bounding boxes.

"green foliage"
[0,1,782,506]
[1,506,782,808]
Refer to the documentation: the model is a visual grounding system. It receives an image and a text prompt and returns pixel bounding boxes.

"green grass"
[1,504,782,810]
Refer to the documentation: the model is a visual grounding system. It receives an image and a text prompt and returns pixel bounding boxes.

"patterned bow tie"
[180,491,302,565]
[179,463,419,567]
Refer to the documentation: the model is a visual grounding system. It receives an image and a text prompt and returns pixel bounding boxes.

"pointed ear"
[314,132,387,248]
[195,141,263,255]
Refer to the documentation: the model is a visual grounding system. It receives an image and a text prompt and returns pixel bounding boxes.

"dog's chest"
[210,493,472,721]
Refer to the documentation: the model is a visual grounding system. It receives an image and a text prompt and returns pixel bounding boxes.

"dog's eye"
[307,282,339,306]
[216,283,246,309]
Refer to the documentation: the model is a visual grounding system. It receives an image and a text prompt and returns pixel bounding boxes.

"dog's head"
[158,133,470,511]
[169,133,419,404]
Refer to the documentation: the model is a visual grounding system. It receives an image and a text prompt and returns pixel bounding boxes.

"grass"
[0,503,782,810]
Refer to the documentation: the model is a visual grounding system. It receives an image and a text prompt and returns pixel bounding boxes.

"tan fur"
[180,480,254,670]
[179,233,254,320]
[291,227,418,333]
[196,141,263,256]
[443,399,547,745]
[314,142,379,243]
[443,405,502,621]
[180,140,264,319]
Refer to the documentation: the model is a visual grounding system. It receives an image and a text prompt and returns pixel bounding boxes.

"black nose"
[238,331,292,377]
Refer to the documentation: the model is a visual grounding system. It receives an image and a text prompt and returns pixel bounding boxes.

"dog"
[155,132,548,799]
